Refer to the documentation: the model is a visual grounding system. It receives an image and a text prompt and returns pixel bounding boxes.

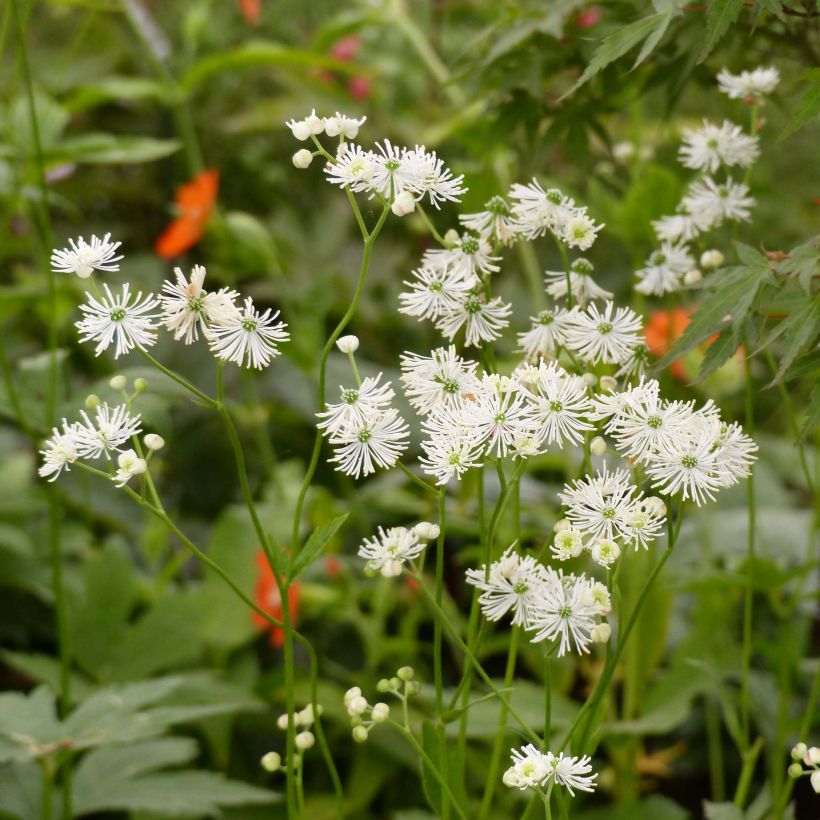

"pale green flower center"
[110,308,126,322]
[682,455,698,468]
[597,322,613,334]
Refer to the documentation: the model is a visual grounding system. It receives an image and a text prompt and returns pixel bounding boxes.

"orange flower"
[645,307,693,381]
[251,550,300,648]
[155,169,219,259]
[237,0,261,25]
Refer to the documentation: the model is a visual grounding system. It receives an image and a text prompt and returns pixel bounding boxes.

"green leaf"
[290,513,349,580]
[0,761,41,819]
[781,349,820,383]
[698,0,745,62]
[562,12,674,98]
[799,382,820,442]
[780,69,820,140]
[0,650,93,702]
[696,322,743,383]
[766,298,820,386]
[66,77,172,112]
[779,234,820,293]
[0,687,61,763]
[8,91,69,152]
[420,721,443,817]
[703,801,745,820]
[48,134,181,165]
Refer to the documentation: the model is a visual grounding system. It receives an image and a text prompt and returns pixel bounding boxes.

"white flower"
[560,211,604,251]
[317,374,395,437]
[465,547,547,627]
[503,744,553,790]
[527,568,601,656]
[717,66,780,100]
[359,526,425,577]
[424,234,500,280]
[398,261,476,322]
[144,433,165,451]
[38,421,83,481]
[544,258,613,305]
[713,421,758,486]
[508,180,576,240]
[524,361,593,449]
[400,346,480,415]
[285,109,324,140]
[459,196,518,246]
[403,144,467,207]
[76,283,160,358]
[460,377,539,458]
[615,344,650,383]
[159,265,239,344]
[414,522,440,540]
[552,752,598,795]
[75,403,142,459]
[419,411,484,485]
[565,301,643,365]
[678,120,760,173]
[635,242,695,296]
[682,176,755,226]
[51,233,122,279]
[551,527,584,561]
[591,538,620,567]
[391,190,417,216]
[323,112,367,139]
[208,297,289,369]
[292,149,313,169]
[336,335,359,353]
[652,207,710,244]
[328,408,409,478]
[113,449,147,487]
[517,307,576,360]
[324,144,376,192]
[437,294,512,348]
[589,378,660,429]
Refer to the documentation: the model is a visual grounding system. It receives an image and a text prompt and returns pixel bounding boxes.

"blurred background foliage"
[0,1,818,818]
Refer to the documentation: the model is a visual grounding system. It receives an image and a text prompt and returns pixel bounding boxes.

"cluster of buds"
[788,743,820,793]
[260,704,324,774]
[344,686,390,743]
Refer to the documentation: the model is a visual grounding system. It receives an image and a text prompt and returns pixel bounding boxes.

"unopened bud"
[700,249,724,269]
[581,373,597,387]
[599,375,617,392]
[295,731,315,751]
[391,190,417,217]
[591,623,612,643]
[811,770,820,794]
[643,497,667,518]
[413,522,440,540]
[788,762,803,779]
[389,677,401,690]
[553,519,570,533]
[85,393,100,410]
[292,149,313,169]
[806,747,820,766]
[589,436,607,457]
[109,375,127,391]
[133,377,148,393]
[347,696,368,717]
[276,714,290,731]
[381,559,402,578]
[397,666,414,682]
[352,726,369,743]
[336,335,359,354]
[261,751,281,772]
[791,743,808,761]
[443,228,460,246]
[683,268,702,286]
[407,680,421,696]
[371,702,390,723]
[144,433,165,451]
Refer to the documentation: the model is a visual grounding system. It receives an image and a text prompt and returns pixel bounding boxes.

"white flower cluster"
[637,67,776,295]
[357,521,439,577]
[51,239,290,370]
[317,374,410,479]
[344,685,391,744]
[592,378,757,505]
[788,743,820,794]
[38,402,147,487]
[503,744,597,796]
[555,465,666,566]
[465,547,611,657]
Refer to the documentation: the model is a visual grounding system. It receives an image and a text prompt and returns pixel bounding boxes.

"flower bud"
[581,373,597,387]
[352,726,369,743]
[683,268,702,286]
[700,249,724,269]
[109,375,127,391]
[336,335,359,354]
[391,190,417,217]
[371,702,390,723]
[788,762,803,779]
[389,677,401,690]
[811,770,820,794]
[144,433,165,452]
[276,713,290,730]
[806,746,820,766]
[443,228,460,246]
[407,680,421,696]
[85,393,100,410]
[261,751,281,772]
[290,121,311,141]
[295,731,315,751]
[297,705,315,726]
[347,696,368,717]
[591,623,612,643]
[589,436,607,457]
[413,522,440,540]
[643,497,667,518]
[612,141,635,164]
[305,112,324,135]
[292,149,313,169]
[791,742,807,762]
[376,678,391,693]
[344,687,361,706]
[381,559,403,578]
[397,666,414,682]
[599,375,617,392]
[553,519,570,533]
[133,377,148,393]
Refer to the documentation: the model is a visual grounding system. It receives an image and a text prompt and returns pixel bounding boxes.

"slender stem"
[542,781,555,820]
[554,238,573,310]
[564,503,684,753]
[733,736,764,808]
[416,202,448,245]
[398,461,438,495]
[41,761,53,820]
[706,695,726,802]
[279,576,298,819]
[544,654,552,747]
[479,627,520,819]
[516,239,546,311]
[433,486,450,819]
[739,345,756,751]
[290,204,390,553]
[140,348,216,406]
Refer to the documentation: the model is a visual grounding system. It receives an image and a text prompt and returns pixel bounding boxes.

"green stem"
[416,202,448,245]
[565,503,684,753]
[41,761,53,820]
[706,695,726,802]
[544,654,552,747]
[554,237,573,310]
[433,487,450,819]
[139,348,216,406]
[290,204,390,553]
[398,461,438,495]
[479,627,520,819]
[733,736,764,808]
[542,781,555,820]
[279,576,298,820]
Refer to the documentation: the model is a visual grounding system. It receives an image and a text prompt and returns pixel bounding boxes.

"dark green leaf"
[781,350,820,383]
[799,383,820,442]
[290,512,348,580]
[420,721,443,816]
[49,134,181,165]
[766,298,820,385]
[698,0,745,62]
[780,69,820,140]
[696,323,743,382]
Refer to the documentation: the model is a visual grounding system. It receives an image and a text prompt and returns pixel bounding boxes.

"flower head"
[51,233,122,279]
[75,403,142,459]
[358,526,425,577]
[208,297,289,369]
[38,421,83,481]
[155,169,219,259]
[112,449,147,487]
[565,301,643,365]
[328,408,409,478]
[717,66,780,100]
[678,120,759,173]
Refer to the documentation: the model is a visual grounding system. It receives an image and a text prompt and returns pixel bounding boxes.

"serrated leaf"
[779,234,820,293]
[562,13,672,98]
[799,383,820,442]
[633,10,674,68]
[289,513,348,580]
[696,323,743,383]
[780,69,820,140]
[74,737,198,784]
[0,761,41,819]
[781,349,820,383]
[698,0,745,62]
[766,298,820,385]
[0,687,61,762]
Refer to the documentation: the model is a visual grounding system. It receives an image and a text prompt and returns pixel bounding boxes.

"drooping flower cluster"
[503,745,597,796]
[51,237,290,369]
[636,67,776,295]
[38,402,145,487]
[357,521,439,577]
[465,546,611,657]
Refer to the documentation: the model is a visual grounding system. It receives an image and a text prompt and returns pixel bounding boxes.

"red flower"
[251,550,300,648]
[330,35,361,61]
[155,169,219,259]
[237,0,261,25]
[576,7,602,28]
